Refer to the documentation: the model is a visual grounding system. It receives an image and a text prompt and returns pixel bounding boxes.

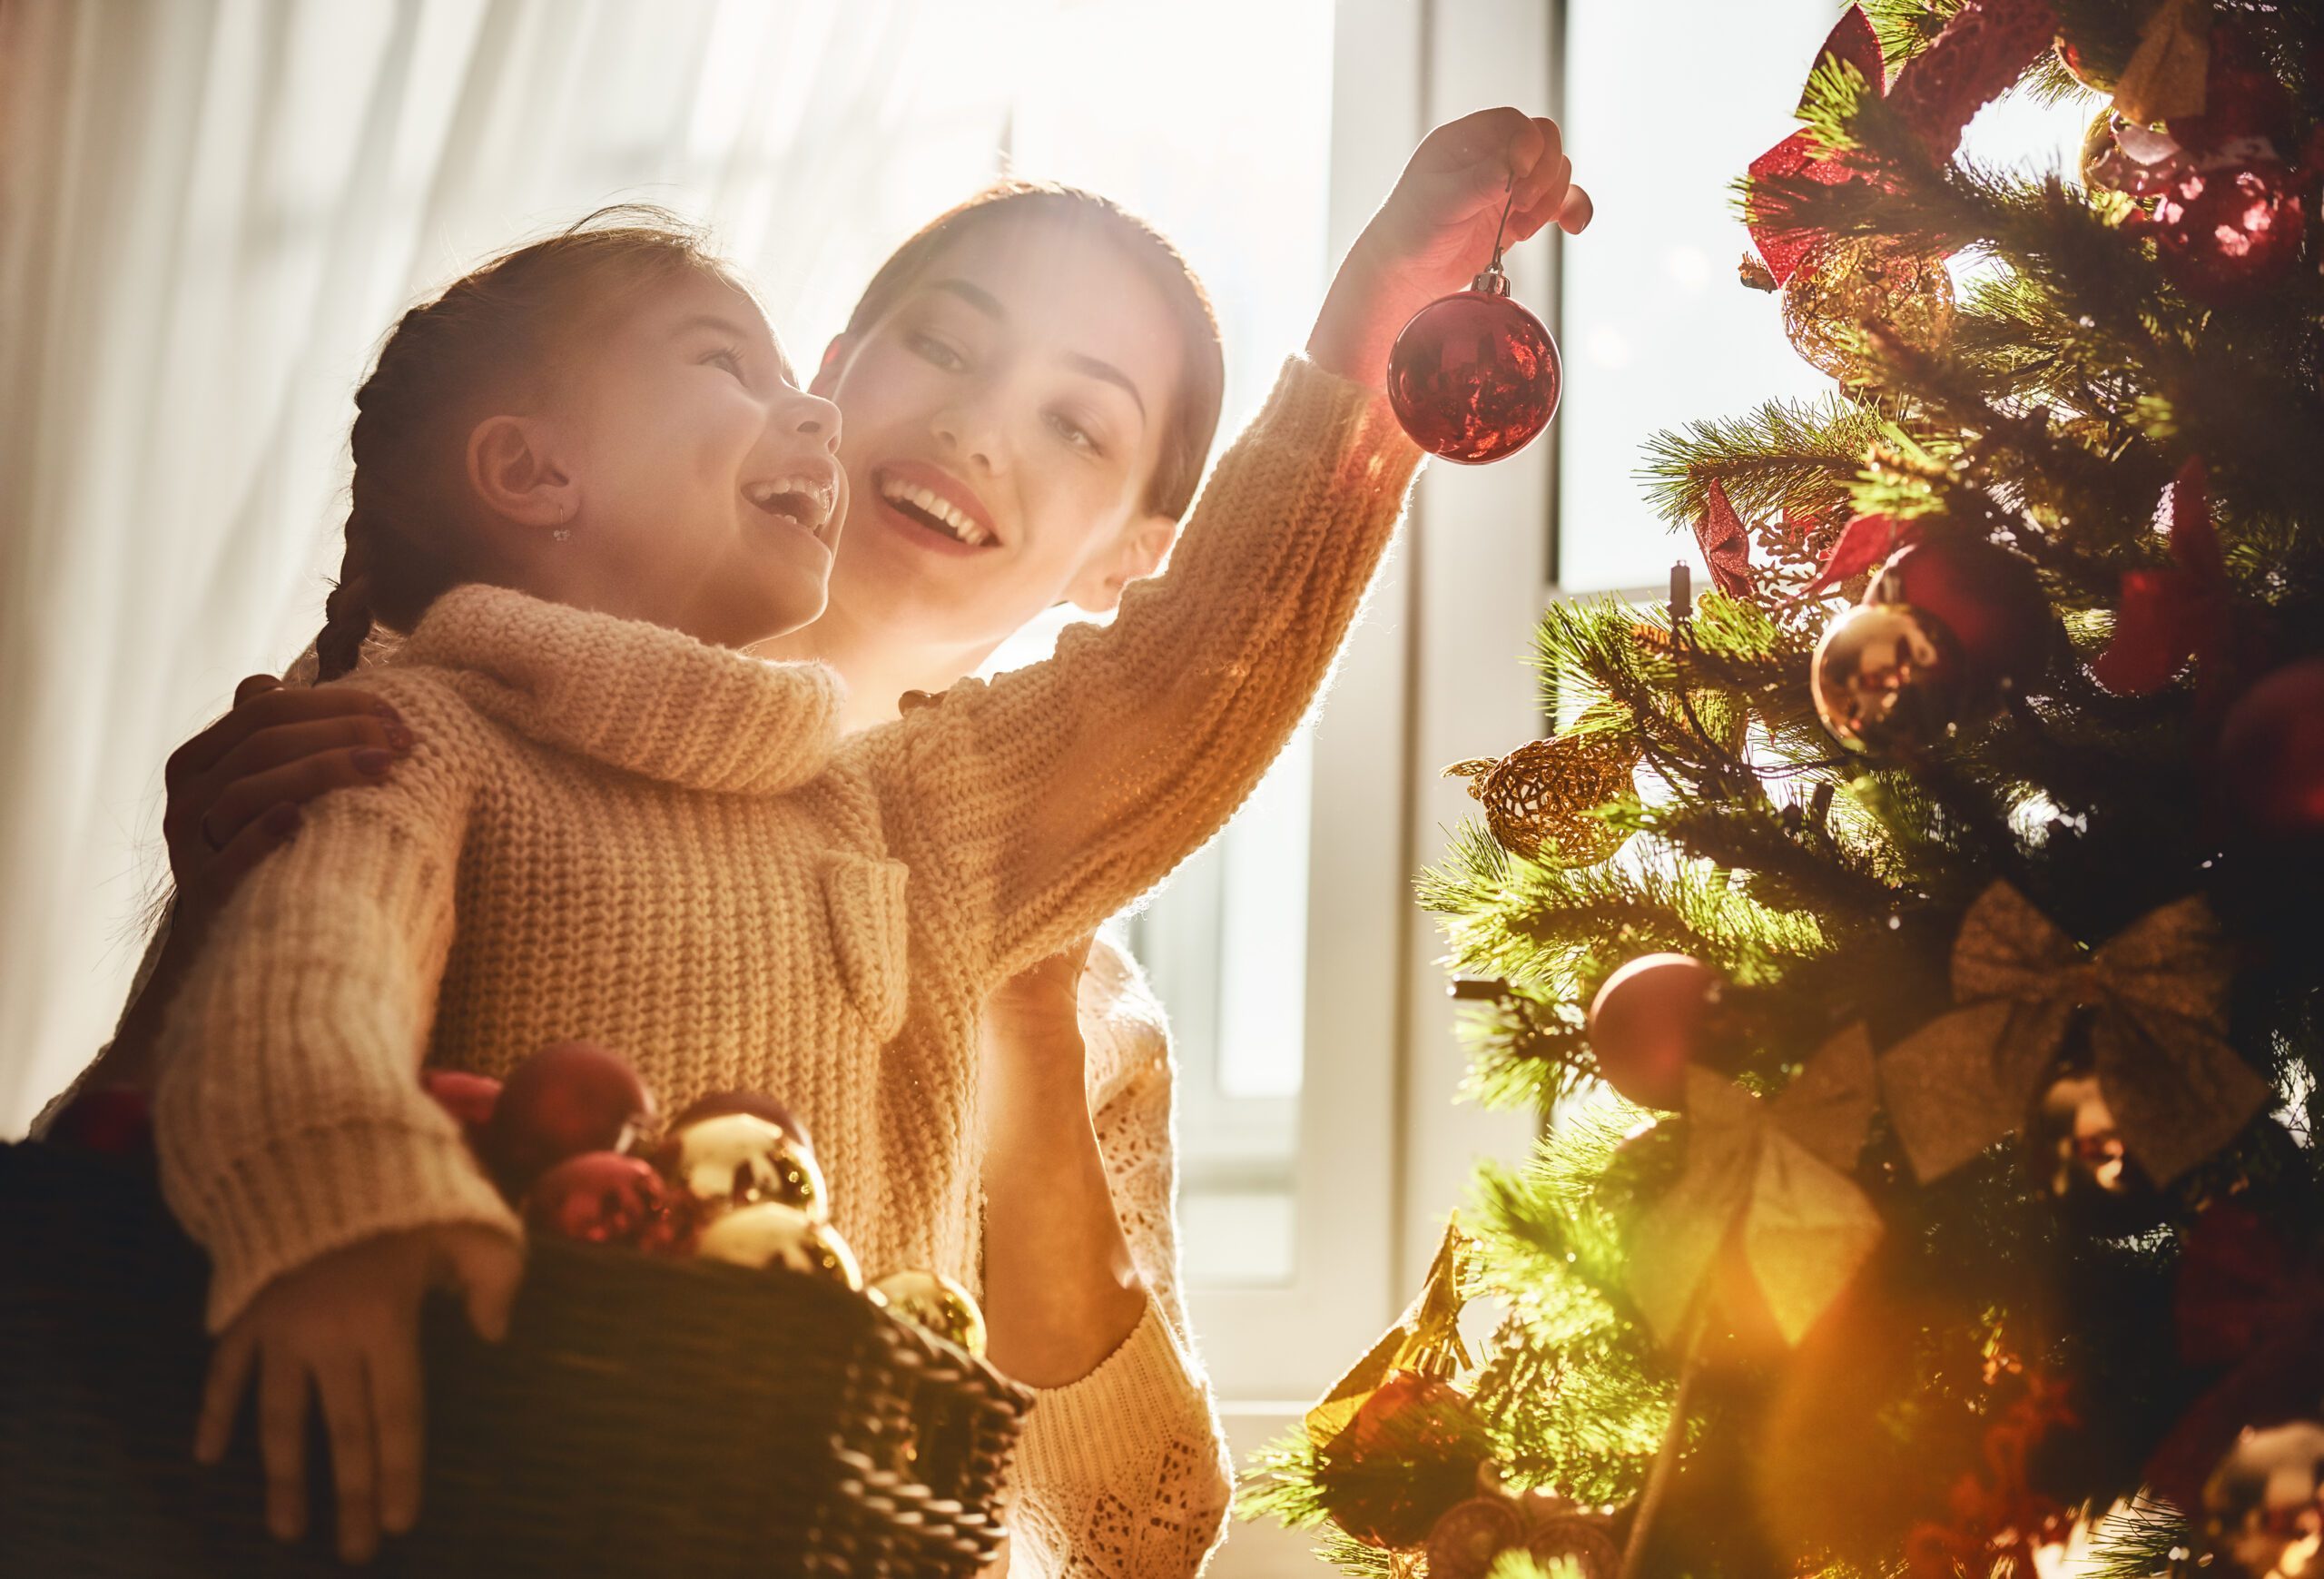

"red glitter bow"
[1748,0,2061,283]
[1693,480,1757,598]
[2090,458,2241,704]
[1798,511,1921,599]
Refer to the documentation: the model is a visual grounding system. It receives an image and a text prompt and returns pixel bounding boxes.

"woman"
[59,108,1589,1575]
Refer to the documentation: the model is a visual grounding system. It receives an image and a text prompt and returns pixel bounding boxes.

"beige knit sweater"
[153,355,1417,1570]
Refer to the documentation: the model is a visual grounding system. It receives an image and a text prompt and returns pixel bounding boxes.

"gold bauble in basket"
[869,1269,989,1356]
[1443,725,1640,864]
[1779,237,1955,386]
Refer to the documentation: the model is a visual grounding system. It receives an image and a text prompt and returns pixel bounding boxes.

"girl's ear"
[467,415,577,532]
[1064,512,1179,615]
[810,335,854,399]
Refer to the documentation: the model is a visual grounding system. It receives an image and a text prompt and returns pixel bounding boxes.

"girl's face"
[542,272,846,648]
[814,216,1187,653]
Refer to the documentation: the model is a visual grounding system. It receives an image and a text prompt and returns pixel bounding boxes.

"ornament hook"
[1474,172,1520,296]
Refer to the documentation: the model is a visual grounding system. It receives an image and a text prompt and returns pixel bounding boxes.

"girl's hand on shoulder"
[1309,106,1591,390]
[193,1224,520,1564]
[162,674,415,940]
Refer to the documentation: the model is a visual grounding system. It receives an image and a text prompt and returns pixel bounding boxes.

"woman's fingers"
[258,1347,310,1542]
[369,1328,424,1535]
[440,1228,523,1343]
[1557,184,1594,235]
[315,1354,379,1563]
[234,673,284,707]
[197,735,404,854]
[194,1325,258,1465]
[202,803,305,892]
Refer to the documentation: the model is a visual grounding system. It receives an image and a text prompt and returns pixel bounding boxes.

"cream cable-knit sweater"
[153,355,1416,1570]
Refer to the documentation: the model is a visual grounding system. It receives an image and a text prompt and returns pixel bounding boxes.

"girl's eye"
[907,332,967,373]
[1046,410,1103,457]
[702,345,747,380]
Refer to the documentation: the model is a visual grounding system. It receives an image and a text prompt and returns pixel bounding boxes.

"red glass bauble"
[1866,537,2055,695]
[2149,155,2307,305]
[484,1041,654,1197]
[1586,953,1720,1110]
[665,1089,807,1150]
[1385,275,1561,465]
[2218,658,2324,840]
[1323,1370,1493,1549]
[523,1151,689,1251]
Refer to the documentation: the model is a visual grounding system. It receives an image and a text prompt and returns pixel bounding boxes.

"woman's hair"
[314,206,739,682]
[839,180,1226,523]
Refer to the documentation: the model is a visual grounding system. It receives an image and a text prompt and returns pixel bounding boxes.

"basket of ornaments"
[2,1043,1029,1577]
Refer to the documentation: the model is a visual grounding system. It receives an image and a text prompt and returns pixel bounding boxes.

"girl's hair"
[839,180,1226,523]
[314,206,739,682]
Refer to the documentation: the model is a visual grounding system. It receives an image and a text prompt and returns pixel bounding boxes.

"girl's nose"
[790,390,842,450]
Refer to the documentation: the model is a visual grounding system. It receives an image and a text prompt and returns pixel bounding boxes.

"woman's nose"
[933,401,1004,473]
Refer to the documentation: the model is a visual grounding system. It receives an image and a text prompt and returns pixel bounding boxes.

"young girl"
[117,108,1590,1572]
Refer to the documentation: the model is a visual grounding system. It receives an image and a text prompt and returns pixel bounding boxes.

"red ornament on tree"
[2145,154,2308,304]
[1320,1369,1494,1549]
[1587,953,1722,1110]
[523,1151,689,1252]
[1866,537,2056,695]
[2217,658,2324,841]
[1386,187,1561,464]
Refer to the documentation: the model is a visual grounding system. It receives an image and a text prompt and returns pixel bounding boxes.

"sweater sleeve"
[1002,957,1233,1579]
[152,674,517,1331]
[857,355,1421,986]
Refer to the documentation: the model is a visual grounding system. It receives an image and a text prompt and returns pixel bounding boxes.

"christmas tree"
[1246,1,2324,1574]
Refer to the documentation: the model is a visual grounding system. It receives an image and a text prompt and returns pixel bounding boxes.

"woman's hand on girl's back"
[1308,105,1591,390]
[193,1223,520,1564]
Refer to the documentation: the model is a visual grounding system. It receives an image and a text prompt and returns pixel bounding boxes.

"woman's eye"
[1046,410,1102,456]
[907,333,967,372]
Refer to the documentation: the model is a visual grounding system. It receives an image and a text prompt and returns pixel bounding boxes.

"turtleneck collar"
[392,585,842,796]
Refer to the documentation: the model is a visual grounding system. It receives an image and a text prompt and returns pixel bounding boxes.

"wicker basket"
[0,1140,1029,1576]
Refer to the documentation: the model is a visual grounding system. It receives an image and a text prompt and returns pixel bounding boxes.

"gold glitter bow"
[1305,1218,1473,1446]
[1878,883,2270,1185]
[1627,1024,1882,1347]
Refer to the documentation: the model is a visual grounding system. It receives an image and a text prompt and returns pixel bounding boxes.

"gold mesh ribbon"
[2112,0,2210,125]
[1305,1218,1473,1446]
[1878,883,2270,1185]
[1443,715,1640,865]
[1627,1024,1882,1347]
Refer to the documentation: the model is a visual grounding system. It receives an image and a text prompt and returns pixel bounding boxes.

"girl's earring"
[552,503,572,544]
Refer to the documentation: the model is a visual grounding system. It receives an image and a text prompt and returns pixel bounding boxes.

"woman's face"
[551,271,846,648]
[815,215,1187,652]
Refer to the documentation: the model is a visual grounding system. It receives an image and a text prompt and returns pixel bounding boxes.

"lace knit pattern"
[997,938,1233,1578]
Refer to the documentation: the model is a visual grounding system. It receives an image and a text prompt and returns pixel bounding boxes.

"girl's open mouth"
[743,477,839,540]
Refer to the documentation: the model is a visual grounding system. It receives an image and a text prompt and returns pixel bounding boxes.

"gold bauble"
[1779,238,1955,386]
[868,1268,989,1356]
[649,1111,827,1221]
[1443,725,1640,864]
[694,1202,863,1288]
[1809,602,1971,754]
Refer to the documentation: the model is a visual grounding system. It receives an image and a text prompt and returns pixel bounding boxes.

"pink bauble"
[1587,954,1721,1110]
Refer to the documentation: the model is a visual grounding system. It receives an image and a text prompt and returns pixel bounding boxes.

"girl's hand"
[193,1224,520,1564]
[162,674,414,943]
[1308,106,1591,390]
[982,934,1096,1055]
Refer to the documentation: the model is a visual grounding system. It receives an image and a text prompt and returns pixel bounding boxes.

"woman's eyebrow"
[925,278,1146,421]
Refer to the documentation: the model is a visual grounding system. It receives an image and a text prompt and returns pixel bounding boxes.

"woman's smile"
[869,459,1003,554]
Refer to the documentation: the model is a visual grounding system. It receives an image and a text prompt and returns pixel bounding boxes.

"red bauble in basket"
[484,1041,654,1196]
[524,1151,690,1252]
[1386,264,1561,465]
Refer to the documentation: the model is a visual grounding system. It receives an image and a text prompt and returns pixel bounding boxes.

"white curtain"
[0,0,1040,1130]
